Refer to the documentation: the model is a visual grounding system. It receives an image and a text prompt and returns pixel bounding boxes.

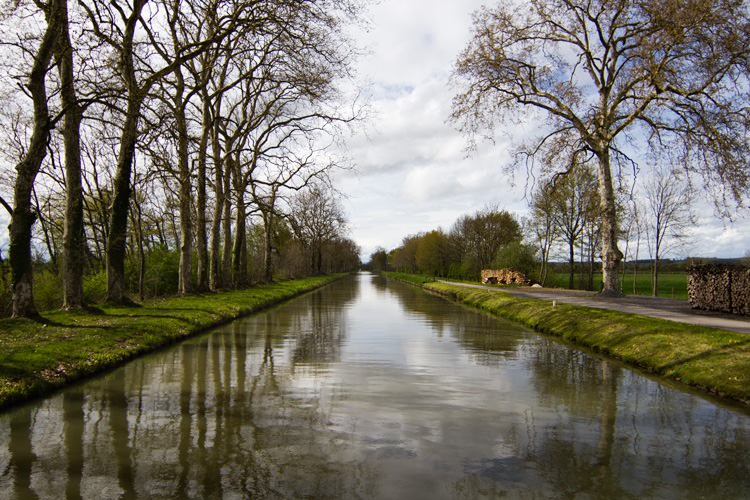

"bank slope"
[422,281,750,407]
[0,275,341,410]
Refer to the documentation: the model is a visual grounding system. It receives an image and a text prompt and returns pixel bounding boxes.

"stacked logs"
[480,269,531,286]
[687,264,750,315]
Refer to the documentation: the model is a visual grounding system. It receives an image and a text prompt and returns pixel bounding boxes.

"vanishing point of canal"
[1,273,749,499]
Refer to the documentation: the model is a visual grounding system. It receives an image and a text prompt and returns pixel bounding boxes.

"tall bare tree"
[6,0,59,317]
[55,0,85,310]
[549,164,598,289]
[643,167,693,296]
[452,0,750,296]
[289,184,347,275]
[529,185,558,286]
[79,0,239,303]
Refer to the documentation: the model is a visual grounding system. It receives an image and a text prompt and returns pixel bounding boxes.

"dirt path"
[438,281,750,334]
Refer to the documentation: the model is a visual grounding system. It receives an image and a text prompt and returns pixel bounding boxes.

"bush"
[492,242,538,279]
[126,246,179,298]
[84,270,108,304]
[33,268,63,311]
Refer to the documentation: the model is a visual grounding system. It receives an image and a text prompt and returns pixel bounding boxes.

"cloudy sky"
[1,0,749,262]
[335,0,750,261]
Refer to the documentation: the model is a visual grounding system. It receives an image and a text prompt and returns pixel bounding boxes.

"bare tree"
[528,189,557,286]
[79,0,239,303]
[288,184,347,275]
[6,1,59,317]
[642,167,693,296]
[452,0,750,296]
[55,0,85,310]
[550,164,598,289]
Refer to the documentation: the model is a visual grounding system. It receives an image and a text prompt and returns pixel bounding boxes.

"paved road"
[438,281,750,334]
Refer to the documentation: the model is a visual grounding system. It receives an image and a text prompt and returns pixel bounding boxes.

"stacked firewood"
[480,269,531,286]
[687,264,750,315]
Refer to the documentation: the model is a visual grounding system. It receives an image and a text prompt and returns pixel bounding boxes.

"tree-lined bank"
[0,274,342,410]
[0,0,363,318]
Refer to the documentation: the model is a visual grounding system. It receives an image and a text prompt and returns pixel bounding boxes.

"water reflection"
[0,273,749,499]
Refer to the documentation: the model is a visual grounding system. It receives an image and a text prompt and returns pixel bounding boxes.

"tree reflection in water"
[0,274,749,499]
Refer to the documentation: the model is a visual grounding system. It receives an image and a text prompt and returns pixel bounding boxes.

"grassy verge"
[0,275,341,410]
[412,280,749,406]
[382,272,437,286]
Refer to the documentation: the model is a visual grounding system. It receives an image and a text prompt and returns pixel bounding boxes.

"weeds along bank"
[384,274,750,407]
[0,275,343,410]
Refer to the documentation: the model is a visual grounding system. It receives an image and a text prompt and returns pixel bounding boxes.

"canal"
[1,273,749,499]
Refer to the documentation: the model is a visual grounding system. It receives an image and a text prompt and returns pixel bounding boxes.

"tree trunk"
[596,148,623,297]
[57,0,85,310]
[221,165,233,288]
[263,217,274,282]
[209,140,224,291]
[9,5,58,317]
[195,86,211,292]
[134,190,146,300]
[568,240,575,289]
[105,3,145,305]
[174,66,192,296]
[106,102,140,304]
[231,189,246,288]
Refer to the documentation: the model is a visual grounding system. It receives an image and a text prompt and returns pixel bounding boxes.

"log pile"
[687,264,750,315]
[480,269,531,286]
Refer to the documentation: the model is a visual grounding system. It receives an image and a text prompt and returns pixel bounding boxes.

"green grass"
[419,281,749,407]
[382,272,438,286]
[542,271,688,299]
[383,269,688,299]
[0,275,342,410]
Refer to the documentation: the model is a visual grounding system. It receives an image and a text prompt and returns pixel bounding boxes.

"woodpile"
[480,269,531,286]
[687,264,750,315]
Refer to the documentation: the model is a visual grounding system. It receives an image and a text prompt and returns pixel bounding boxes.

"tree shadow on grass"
[656,338,750,372]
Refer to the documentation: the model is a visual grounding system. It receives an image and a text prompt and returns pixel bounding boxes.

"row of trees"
[370,165,693,296]
[367,207,530,280]
[0,0,364,317]
[451,0,750,296]
[529,162,693,294]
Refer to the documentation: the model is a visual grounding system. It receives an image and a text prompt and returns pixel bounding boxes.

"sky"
[334,0,750,262]
[2,0,750,262]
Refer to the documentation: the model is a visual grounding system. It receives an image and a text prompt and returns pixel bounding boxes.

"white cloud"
[337,0,750,262]
[337,1,527,258]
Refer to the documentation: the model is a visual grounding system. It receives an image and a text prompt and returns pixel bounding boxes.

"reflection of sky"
[1,274,750,499]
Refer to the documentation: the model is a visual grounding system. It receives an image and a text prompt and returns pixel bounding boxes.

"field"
[541,271,688,299]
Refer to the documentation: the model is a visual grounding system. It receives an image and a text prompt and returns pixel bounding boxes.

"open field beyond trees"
[542,271,688,299]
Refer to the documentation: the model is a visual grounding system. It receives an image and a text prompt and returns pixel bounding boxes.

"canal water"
[1,273,749,499]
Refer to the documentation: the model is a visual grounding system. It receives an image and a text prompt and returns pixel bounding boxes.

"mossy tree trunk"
[9,2,59,318]
[56,0,85,310]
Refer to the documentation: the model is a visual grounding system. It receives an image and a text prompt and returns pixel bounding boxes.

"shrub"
[33,268,63,311]
[492,242,538,280]
[84,270,108,304]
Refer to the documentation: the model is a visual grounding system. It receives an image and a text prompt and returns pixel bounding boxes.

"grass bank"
[383,273,750,406]
[0,275,342,410]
